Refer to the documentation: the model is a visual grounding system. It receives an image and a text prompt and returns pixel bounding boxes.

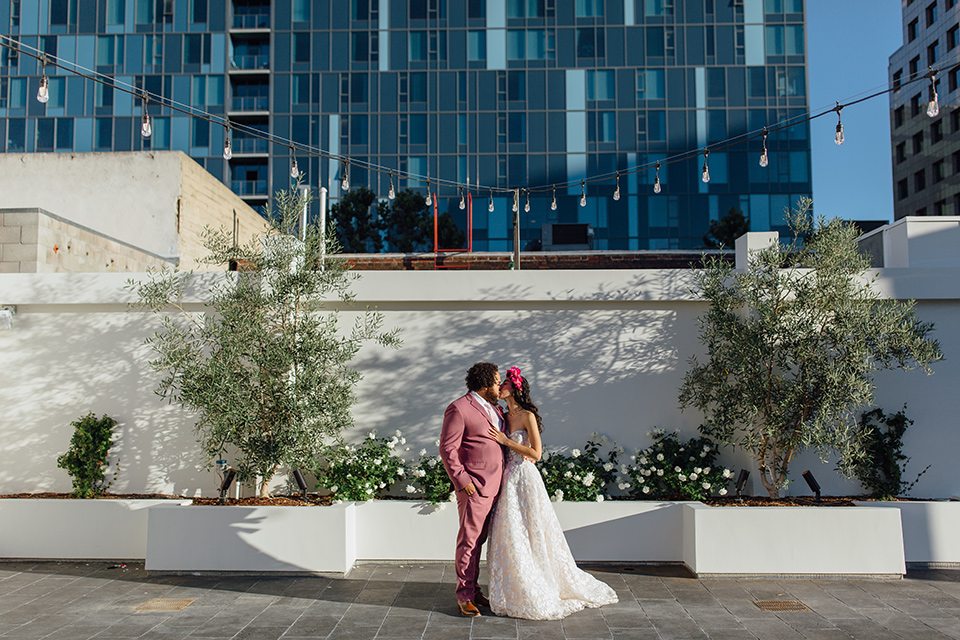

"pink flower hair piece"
[507,366,523,391]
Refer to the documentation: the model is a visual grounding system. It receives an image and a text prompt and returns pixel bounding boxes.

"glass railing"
[230,55,269,70]
[231,179,268,196]
[232,13,270,29]
[232,138,269,154]
[230,95,269,111]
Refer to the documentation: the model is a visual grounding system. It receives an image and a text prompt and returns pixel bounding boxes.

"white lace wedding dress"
[487,430,619,620]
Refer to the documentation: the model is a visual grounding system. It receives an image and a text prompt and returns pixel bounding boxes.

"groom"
[439,362,504,617]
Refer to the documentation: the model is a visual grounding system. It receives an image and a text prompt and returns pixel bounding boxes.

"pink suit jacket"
[440,393,505,498]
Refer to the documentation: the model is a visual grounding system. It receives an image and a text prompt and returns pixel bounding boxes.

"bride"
[485,366,618,620]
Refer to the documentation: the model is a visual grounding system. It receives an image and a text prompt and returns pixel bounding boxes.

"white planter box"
[682,503,906,577]
[854,500,960,566]
[353,500,685,564]
[145,502,356,574]
[0,499,175,560]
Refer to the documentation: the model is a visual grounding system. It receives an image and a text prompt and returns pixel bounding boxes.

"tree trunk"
[257,463,280,498]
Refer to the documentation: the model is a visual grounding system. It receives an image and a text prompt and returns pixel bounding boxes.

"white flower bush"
[314,431,408,501]
[622,429,731,500]
[536,434,619,501]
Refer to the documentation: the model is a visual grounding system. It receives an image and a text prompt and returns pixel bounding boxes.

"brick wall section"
[1,209,173,273]
[178,156,269,271]
[342,251,732,271]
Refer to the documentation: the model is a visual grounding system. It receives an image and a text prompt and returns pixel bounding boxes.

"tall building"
[888,0,960,220]
[1,0,811,250]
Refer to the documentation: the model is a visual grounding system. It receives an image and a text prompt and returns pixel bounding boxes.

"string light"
[290,151,299,179]
[425,179,432,207]
[387,171,396,200]
[341,161,350,191]
[834,102,844,146]
[459,185,466,210]
[579,181,586,207]
[524,190,530,213]
[37,57,49,104]
[488,189,495,213]
[512,189,519,214]
[140,94,152,138]
[653,162,661,194]
[550,185,557,211]
[613,172,621,201]
[222,124,232,160]
[759,129,768,168]
[926,72,939,118]
[701,150,710,183]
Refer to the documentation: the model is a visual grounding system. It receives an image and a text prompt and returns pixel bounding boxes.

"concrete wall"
[0,152,267,271]
[857,216,960,269]
[0,268,957,499]
[1,208,174,273]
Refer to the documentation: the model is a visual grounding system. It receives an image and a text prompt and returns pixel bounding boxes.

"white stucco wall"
[0,268,957,499]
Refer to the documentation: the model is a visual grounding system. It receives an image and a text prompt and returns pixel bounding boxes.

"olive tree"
[131,187,400,497]
[679,199,942,497]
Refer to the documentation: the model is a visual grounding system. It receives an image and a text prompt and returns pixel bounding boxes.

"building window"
[107,0,124,24]
[893,69,903,91]
[909,56,919,77]
[933,159,945,182]
[409,32,427,61]
[587,70,614,100]
[589,111,615,142]
[896,142,907,163]
[468,31,486,61]
[644,0,674,16]
[507,71,525,101]
[95,81,113,107]
[95,118,112,150]
[97,35,124,66]
[952,109,960,133]
[934,200,947,216]
[637,69,665,99]
[353,32,379,62]
[508,113,526,143]
[507,0,551,18]
[192,118,209,147]
[468,0,485,18]
[748,66,766,97]
[294,33,310,63]
[911,92,923,116]
[927,40,939,65]
[897,179,908,201]
[894,106,904,128]
[575,0,603,17]
[913,131,924,153]
[576,28,604,58]
[948,25,959,51]
[291,74,310,104]
[914,169,926,192]
[948,0,957,9]
[507,30,555,60]
[765,25,804,55]
[931,119,943,143]
[292,0,309,22]
[183,34,210,65]
[908,18,918,42]
[926,1,938,27]
[351,0,378,20]
[953,150,960,174]
[951,67,959,92]
[50,0,77,26]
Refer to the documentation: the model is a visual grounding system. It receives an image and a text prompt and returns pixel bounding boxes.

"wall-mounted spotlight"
[801,470,821,502]
[218,469,236,502]
[735,469,750,502]
[293,469,309,502]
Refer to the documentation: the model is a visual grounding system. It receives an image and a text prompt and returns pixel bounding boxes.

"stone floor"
[0,562,958,639]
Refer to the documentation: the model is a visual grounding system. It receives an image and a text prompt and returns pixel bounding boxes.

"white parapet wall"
[855,500,960,566]
[1,267,959,499]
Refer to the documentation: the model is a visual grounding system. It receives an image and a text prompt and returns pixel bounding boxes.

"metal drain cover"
[754,599,809,612]
[135,598,195,611]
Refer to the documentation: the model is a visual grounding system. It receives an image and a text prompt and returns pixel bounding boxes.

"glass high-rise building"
[1,0,811,250]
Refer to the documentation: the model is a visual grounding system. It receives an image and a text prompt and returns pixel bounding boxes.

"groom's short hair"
[465,362,499,392]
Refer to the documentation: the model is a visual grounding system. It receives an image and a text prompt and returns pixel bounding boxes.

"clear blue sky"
[807,0,903,222]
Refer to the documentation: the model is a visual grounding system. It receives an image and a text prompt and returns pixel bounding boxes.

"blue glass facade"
[1,0,812,250]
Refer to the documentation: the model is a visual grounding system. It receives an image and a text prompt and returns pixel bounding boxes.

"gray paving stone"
[470,616,519,639]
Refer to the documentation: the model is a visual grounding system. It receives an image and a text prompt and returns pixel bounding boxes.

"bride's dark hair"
[512,376,543,433]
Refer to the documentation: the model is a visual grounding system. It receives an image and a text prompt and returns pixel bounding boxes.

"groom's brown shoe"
[473,593,491,608]
[458,601,481,617]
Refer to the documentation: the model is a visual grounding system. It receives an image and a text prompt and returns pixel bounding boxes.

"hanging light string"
[2,33,958,201]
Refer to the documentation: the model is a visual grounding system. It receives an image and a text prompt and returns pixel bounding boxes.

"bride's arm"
[486,413,542,461]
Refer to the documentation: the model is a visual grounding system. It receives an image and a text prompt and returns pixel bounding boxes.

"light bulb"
[290,158,299,179]
[388,172,396,200]
[459,188,466,210]
[341,165,350,191]
[653,164,661,194]
[488,191,494,213]
[551,186,557,211]
[37,76,49,104]
[512,194,519,214]
[835,122,844,146]
[141,113,152,138]
[701,153,710,183]
[223,137,233,160]
[613,173,621,201]
[759,132,768,167]
[927,91,939,118]
[579,182,586,207]
[425,181,432,207]
[524,193,530,213]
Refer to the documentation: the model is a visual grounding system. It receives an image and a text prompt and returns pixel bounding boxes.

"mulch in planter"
[0,492,183,500]
[703,496,857,507]
[191,494,336,506]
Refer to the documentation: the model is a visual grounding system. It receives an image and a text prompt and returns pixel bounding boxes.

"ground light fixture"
[293,469,309,501]
[802,470,821,502]
[735,469,750,502]
[218,469,236,502]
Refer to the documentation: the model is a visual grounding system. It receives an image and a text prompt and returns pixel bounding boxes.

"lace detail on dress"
[487,430,618,620]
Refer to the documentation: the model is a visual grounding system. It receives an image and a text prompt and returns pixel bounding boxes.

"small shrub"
[847,406,929,499]
[56,412,117,498]
[405,443,454,504]
[622,429,731,500]
[536,433,621,502]
[314,430,407,502]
